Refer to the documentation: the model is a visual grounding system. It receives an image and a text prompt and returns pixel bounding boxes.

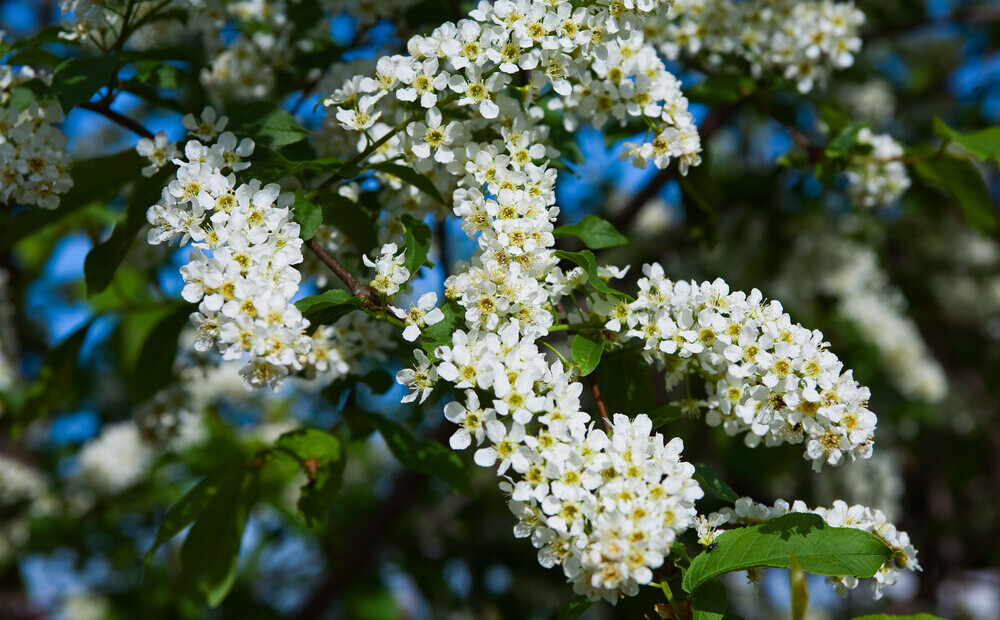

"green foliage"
[913,158,997,233]
[685,73,756,104]
[145,473,233,570]
[421,301,462,355]
[693,463,739,504]
[932,118,1000,165]
[317,193,379,255]
[401,214,434,280]
[649,404,683,429]
[227,101,311,147]
[133,305,192,402]
[556,595,592,620]
[682,513,893,593]
[690,579,728,620]
[49,56,115,112]
[275,428,345,527]
[553,215,628,249]
[295,289,365,328]
[14,321,91,428]
[291,190,323,240]
[371,162,446,205]
[570,333,604,376]
[592,349,654,417]
[552,249,632,300]
[370,415,473,495]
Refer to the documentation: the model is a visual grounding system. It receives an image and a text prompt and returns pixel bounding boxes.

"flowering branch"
[305,238,380,306]
[77,102,154,139]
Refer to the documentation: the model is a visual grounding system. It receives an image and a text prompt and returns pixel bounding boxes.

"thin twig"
[590,379,612,431]
[305,238,380,305]
[77,102,154,139]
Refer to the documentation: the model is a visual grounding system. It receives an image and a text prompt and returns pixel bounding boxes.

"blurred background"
[1,0,1000,618]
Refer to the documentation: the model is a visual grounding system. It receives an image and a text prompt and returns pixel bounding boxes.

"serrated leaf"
[371,162,446,205]
[275,429,345,527]
[133,305,191,402]
[691,579,728,620]
[932,117,1000,164]
[50,56,115,112]
[318,193,378,255]
[371,415,472,495]
[401,214,433,280]
[84,168,171,295]
[421,301,461,355]
[556,595,592,620]
[553,215,628,249]
[682,513,893,593]
[292,190,323,240]
[180,471,257,607]
[571,334,604,376]
[592,350,653,417]
[914,158,997,233]
[552,250,632,301]
[145,473,230,570]
[693,463,739,504]
[228,101,310,147]
[295,289,364,328]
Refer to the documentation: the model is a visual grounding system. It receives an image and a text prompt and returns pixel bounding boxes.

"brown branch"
[77,101,154,139]
[305,238,380,305]
[590,379,612,431]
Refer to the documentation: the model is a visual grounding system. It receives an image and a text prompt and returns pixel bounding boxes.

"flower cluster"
[700,497,920,599]
[0,101,72,209]
[144,111,317,389]
[845,128,911,208]
[649,0,865,93]
[780,236,946,402]
[77,421,154,494]
[364,242,410,297]
[609,266,877,471]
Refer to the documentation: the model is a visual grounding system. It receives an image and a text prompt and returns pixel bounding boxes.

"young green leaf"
[133,305,192,402]
[371,162,446,205]
[571,334,604,376]
[292,190,323,240]
[556,595,592,620]
[371,415,472,495]
[49,56,115,112]
[914,158,997,233]
[145,473,231,570]
[932,117,1000,165]
[693,463,739,504]
[401,214,433,280]
[682,513,893,593]
[553,249,633,301]
[295,289,365,328]
[553,215,628,249]
[227,101,310,147]
[691,579,728,620]
[180,471,257,607]
[275,428,345,527]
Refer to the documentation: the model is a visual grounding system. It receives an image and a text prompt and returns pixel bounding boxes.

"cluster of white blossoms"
[77,421,154,494]
[608,266,877,471]
[845,128,911,208]
[648,0,865,93]
[364,242,410,297]
[780,236,946,403]
[698,497,920,600]
[0,101,73,210]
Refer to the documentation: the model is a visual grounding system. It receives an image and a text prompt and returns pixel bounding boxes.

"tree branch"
[305,238,380,306]
[77,101,154,139]
[590,379,612,431]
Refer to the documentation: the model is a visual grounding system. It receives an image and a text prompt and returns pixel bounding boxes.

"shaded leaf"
[691,579,728,620]
[292,190,323,240]
[145,473,230,570]
[318,193,378,255]
[50,56,115,112]
[295,289,364,328]
[649,404,683,429]
[228,102,310,147]
[553,250,632,300]
[592,350,654,417]
[932,117,1000,164]
[554,215,628,249]
[276,429,345,527]
[133,304,191,402]
[371,162,446,205]
[682,513,893,593]
[694,463,739,504]
[371,416,472,495]
[556,595,592,620]
[401,214,433,280]
[571,334,604,376]
[914,158,997,233]
[15,321,91,427]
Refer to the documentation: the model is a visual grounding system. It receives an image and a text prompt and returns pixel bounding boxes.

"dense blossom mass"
[0,100,72,210]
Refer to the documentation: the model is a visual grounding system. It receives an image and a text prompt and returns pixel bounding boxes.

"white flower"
[390,291,446,341]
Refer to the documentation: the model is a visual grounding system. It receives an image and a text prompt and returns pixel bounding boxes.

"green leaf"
[292,190,323,240]
[371,416,472,495]
[553,215,628,249]
[693,463,739,504]
[571,334,604,376]
[826,125,865,159]
[180,472,257,607]
[49,56,115,112]
[295,289,365,328]
[592,350,654,417]
[914,158,997,233]
[851,615,950,620]
[685,73,755,104]
[401,214,433,280]
[552,250,632,301]
[133,305,192,402]
[371,162,446,205]
[556,595,592,620]
[251,147,354,183]
[817,102,851,138]
[691,579,728,620]
[932,117,1000,164]
[682,513,894,594]
[84,169,171,295]
[421,301,462,355]
[15,321,91,427]
[649,404,683,429]
[228,101,310,147]
[275,429,345,527]
[145,473,230,570]
[318,193,378,255]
